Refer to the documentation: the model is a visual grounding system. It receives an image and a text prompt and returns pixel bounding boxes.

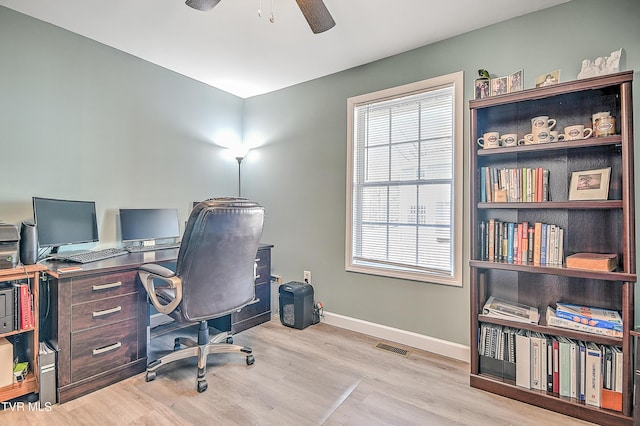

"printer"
[0,223,19,269]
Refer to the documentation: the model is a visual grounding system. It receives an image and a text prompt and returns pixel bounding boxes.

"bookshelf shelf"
[470,374,632,426]
[469,260,637,282]
[478,200,623,209]
[469,71,635,425]
[476,135,622,157]
[0,264,45,403]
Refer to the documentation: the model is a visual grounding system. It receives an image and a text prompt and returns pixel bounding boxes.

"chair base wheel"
[146,371,156,382]
[246,354,255,365]
[197,380,208,393]
[226,336,233,344]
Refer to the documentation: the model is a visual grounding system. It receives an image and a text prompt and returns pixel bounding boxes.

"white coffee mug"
[531,116,557,132]
[534,128,553,144]
[562,125,593,140]
[477,132,501,149]
[549,130,565,142]
[501,133,518,147]
[518,133,535,145]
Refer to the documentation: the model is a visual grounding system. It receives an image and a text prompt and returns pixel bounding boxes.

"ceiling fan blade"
[295,0,336,34]
[185,0,222,12]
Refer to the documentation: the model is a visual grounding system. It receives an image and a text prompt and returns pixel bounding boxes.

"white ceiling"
[0,0,570,98]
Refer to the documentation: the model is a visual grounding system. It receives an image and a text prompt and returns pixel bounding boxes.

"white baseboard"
[322,311,470,363]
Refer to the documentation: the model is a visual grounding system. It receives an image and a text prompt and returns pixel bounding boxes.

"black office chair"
[138,197,264,393]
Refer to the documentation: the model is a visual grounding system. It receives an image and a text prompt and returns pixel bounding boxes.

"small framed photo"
[509,69,523,92]
[491,76,508,96]
[474,78,490,99]
[569,167,611,201]
[535,69,560,87]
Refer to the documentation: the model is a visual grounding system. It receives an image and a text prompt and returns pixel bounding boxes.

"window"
[346,71,463,286]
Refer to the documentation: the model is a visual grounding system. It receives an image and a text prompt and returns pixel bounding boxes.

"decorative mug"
[594,115,615,137]
[477,132,501,149]
[501,133,518,147]
[562,125,593,140]
[518,133,535,145]
[531,115,557,132]
[534,128,553,144]
[549,130,565,142]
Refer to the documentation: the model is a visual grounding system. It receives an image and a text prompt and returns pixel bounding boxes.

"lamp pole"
[236,156,244,197]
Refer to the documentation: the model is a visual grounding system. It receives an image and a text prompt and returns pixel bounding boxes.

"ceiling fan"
[185,0,336,34]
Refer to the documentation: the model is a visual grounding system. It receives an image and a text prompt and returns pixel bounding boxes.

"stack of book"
[553,303,622,332]
[479,166,549,203]
[478,219,564,265]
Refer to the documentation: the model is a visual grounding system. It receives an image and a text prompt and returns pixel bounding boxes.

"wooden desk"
[44,244,272,403]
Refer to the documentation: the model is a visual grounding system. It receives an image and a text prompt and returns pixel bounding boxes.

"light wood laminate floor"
[1,320,593,425]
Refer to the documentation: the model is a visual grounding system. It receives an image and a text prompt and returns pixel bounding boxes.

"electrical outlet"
[303,270,311,284]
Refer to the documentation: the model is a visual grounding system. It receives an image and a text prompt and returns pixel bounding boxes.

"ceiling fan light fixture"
[185,0,221,12]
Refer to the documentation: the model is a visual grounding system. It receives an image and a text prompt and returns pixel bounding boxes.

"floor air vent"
[375,342,411,357]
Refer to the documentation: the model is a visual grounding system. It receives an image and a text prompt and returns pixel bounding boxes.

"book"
[565,252,617,272]
[545,307,622,338]
[533,222,542,264]
[558,336,572,397]
[578,341,586,401]
[515,330,531,389]
[482,296,540,324]
[552,337,559,394]
[530,333,544,390]
[540,223,547,265]
[585,343,602,407]
[555,303,622,332]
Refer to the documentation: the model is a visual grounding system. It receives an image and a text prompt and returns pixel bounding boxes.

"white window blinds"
[346,72,462,285]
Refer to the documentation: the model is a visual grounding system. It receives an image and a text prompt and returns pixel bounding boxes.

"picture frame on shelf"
[568,167,611,201]
[474,78,490,99]
[508,69,523,92]
[491,76,508,96]
[535,69,560,87]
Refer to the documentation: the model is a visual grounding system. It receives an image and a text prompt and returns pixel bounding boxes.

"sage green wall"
[242,0,640,345]
[0,6,244,244]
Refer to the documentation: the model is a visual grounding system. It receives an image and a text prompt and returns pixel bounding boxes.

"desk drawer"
[72,271,138,304]
[233,281,269,323]
[71,318,138,382]
[71,293,139,332]
[255,248,271,286]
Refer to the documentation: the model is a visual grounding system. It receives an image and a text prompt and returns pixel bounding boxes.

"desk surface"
[42,243,273,279]
[43,248,179,279]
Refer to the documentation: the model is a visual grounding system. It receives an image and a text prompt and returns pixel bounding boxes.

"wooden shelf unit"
[469,71,636,425]
[0,264,46,402]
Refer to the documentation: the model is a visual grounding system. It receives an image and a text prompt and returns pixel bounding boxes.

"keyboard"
[52,248,129,264]
[124,242,181,253]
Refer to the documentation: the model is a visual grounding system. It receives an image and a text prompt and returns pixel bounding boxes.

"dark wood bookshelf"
[469,71,635,425]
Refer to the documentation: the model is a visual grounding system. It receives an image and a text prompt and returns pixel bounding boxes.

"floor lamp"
[230,145,250,197]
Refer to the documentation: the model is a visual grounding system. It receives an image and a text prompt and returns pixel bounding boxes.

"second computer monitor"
[119,208,180,243]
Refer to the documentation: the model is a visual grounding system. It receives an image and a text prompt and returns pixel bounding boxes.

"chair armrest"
[138,264,182,315]
[139,263,175,278]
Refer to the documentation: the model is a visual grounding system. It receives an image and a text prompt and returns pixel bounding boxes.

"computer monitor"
[119,208,180,243]
[32,197,99,253]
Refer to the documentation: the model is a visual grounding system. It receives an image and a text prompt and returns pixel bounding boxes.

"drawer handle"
[92,306,122,318]
[93,342,122,356]
[92,281,122,291]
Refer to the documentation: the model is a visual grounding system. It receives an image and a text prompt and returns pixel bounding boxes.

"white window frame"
[345,71,463,286]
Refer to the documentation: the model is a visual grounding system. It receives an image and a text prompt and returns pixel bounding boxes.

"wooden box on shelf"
[469,71,635,425]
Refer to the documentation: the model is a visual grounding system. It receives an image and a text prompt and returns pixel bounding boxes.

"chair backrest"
[175,197,265,322]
